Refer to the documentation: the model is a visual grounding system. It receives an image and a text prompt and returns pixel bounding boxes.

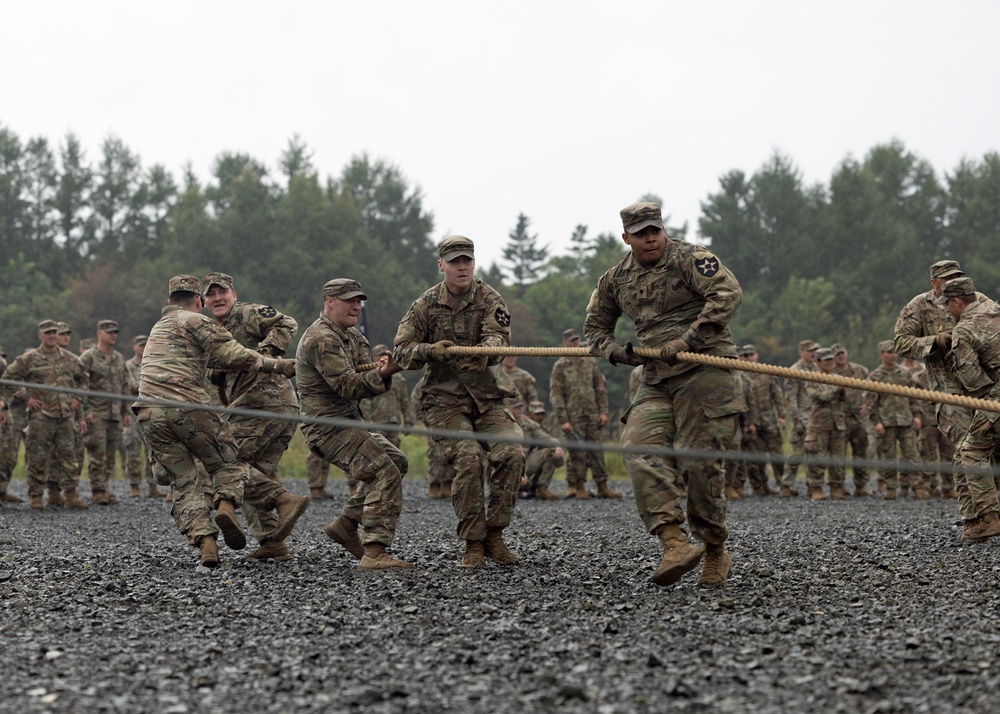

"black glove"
[609,342,644,367]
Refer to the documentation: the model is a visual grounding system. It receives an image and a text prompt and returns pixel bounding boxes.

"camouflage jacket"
[296,312,389,420]
[832,361,869,419]
[501,365,539,405]
[628,365,643,403]
[360,373,414,427]
[518,414,559,456]
[215,301,298,411]
[746,371,786,427]
[125,356,141,397]
[584,239,742,385]
[2,346,87,419]
[80,347,129,421]
[135,305,263,408]
[785,359,818,427]
[948,300,1000,422]
[805,381,846,432]
[393,279,517,413]
[549,356,609,423]
[866,365,923,428]
[736,370,754,422]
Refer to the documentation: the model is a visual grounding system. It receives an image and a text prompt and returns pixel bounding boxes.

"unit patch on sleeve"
[694,255,720,277]
[257,306,277,318]
[495,306,511,327]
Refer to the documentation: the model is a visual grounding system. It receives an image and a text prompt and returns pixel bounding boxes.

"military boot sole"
[697,548,733,587]
[358,554,416,571]
[964,518,1000,542]
[215,510,247,551]
[246,541,293,562]
[324,518,364,559]
[270,494,309,543]
[652,544,706,587]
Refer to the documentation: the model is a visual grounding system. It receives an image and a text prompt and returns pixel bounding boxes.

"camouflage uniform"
[205,278,300,545]
[134,284,288,548]
[519,407,564,492]
[584,213,743,547]
[832,355,871,492]
[945,297,1000,521]
[80,339,130,499]
[297,310,404,548]
[743,370,786,492]
[0,353,15,500]
[393,275,524,542]
[724,369,752,495]
[804,379,847,493]
[501,363,539,407]
[782,351,818,488]
[866,363,923,493]
[306,449,331,491]
[549,353,610,489]
[909,364,956,495]
[122,347,156,491]
[412,376,455,496]
[1,329,87,502]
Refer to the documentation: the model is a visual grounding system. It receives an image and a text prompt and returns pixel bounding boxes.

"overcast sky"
[4,1,999,270]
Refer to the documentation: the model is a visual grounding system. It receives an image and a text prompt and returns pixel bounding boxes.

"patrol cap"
[133,335,148,346]
[323,278,368,301]
[372,344,390,355]
[929,260,964,280]
[38,319,58,332]
[80,338,96,351]
[202,272,234,294]
[562,328,580,341]
[830,342,847,355]
[736,345,750,356]
[798,339,819,351]
[877,340,895,353]
[97,319,119,332]
[508,397,526,410]
[935,276,976,305]
[438,235,475,262]
[528,400,547,414]
[56,322,71,335]
[620,202,664,234]
[740,343,758,355]
[168,275,202,295]
[814,347,834,361]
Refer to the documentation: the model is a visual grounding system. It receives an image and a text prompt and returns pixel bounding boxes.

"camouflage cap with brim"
[562,328,580,341]
[741,344,758,354]
[133,335,148,346]
[323,278,368,301]
[528,400,547,414]
[935,276,976,305]
[830,342,847,355]
[168,275,202,295]
[877,340,895,353]
[37,319,58,332]
[620,202,664,235]
[814,347,834,361]
[56,322,71,335]
[798,339,819,351]
[97,319,119,332]
[929,260,965,280]
[438,235,475,262]
[202,272,234,295]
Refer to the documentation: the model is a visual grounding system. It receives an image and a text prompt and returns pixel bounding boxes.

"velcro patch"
[258,306,277,318]
[495,307,511,327]
[694,255,720,277]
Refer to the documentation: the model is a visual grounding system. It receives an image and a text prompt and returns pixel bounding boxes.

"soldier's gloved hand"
[458,355,489,374]
[260,357,297,377]
[609,342,644,367]
[258,344,281,357]
[422,340,455,362]
[659,338,690,365]
[934,331,952,353]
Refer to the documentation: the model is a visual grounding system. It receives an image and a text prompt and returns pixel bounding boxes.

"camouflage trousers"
[564,416,608,486]
[23,414,78,497]
[229,408,297,543]
[919,425,955,493]
[304,424,405,547]
[46,420,83,489]
[120,419,154,486]
[306,451,330,489]
[805,427,846,488]
[137,406,283,546]
[843,416,871,490]
[525,447,564,490]
[84,417,123,492]
[2,406,27,487]
[724,425,746,491]
[349,428,403,489]
[874,426,920,491]
[421,401,524,541]
[956,412,1000,521]
[426,436,456,488]
[938,404,976,519]
[0,419,14,493]
[622,368,739,546]
[744,424,784,490]
[781,421,808,486]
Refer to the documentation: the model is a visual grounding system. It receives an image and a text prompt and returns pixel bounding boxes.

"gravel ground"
[2,478,1000,714]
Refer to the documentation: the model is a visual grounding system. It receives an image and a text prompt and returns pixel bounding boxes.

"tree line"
[1,125,998,417]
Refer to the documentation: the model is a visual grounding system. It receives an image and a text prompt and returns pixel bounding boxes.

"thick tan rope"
[363,345,1000,414]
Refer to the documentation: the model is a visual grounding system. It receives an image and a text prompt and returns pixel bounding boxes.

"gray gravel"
[2,479,999,714]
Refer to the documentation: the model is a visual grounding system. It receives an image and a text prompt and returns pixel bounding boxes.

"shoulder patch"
[257,306,277,318]
[495,306,511,327]
[694,253,720,277]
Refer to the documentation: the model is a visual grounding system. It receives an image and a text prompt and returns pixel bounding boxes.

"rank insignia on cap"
[257,306,277,318]
[695,255,720,277]
[495,307,511,327]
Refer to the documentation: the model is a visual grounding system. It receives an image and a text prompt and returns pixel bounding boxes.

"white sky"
[3,1,999,270]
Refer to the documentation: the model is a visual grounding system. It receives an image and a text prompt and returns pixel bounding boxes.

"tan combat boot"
[829,485,846,501]
[964,512,1000,542]
[91,489,111,505]
[199,535,220,568]
[28,494,44,509]
[147,483,163,498]
[47,487,65,508]
[214,499,247,550]
[2,492,24,504]
[697,544,732,587]
[535,486,559,501]
[310,487,330,500]
[270,491,309,542]
[164,489,174,503]
[461,540,485,568]
[596,482,622,499]
[64,488,88,509]
[855,485,868,497]
[651,525,705,587]
[427,483,441,499]
[876,482,886,494]
[324,515,364,559]
[247,540,293,562]
[358,543,415,571]
[884,489,897,501]
[484,528,519,565]
[942,487,958,499]
[574,482,592,500]
[914,488,931,500]
[129,485,140,498]
[725,485,743,500]
[808,487,827,501]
